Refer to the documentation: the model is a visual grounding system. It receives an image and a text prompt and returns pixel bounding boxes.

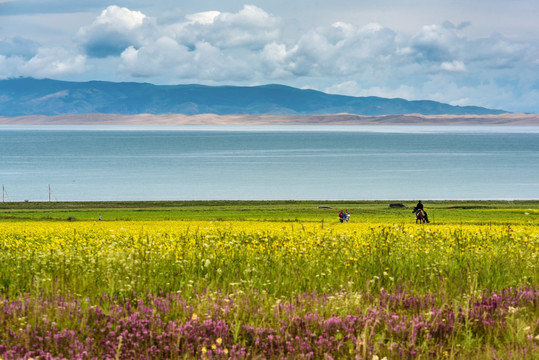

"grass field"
[1,200,538,224]
[0,201,538,359]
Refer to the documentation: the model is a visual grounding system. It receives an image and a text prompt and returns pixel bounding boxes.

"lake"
[0,125,538,201]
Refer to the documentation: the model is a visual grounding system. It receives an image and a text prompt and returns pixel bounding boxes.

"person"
[98,214,102,221]
[338,210,344,223]
[345,210,350,222]
[415,201,429,223]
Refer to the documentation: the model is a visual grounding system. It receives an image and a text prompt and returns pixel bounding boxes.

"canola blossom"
[1,221,537,297]
[0,220,538,359]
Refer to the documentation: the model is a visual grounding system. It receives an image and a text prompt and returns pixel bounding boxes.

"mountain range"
[0,78,506,116]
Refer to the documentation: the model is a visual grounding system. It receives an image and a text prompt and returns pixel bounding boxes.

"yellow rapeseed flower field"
[0,220,537,299]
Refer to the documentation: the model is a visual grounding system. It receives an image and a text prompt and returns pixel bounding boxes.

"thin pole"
[49,184,51,202]
[2,185,4,203]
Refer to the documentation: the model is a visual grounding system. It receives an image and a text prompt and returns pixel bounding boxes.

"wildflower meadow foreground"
[0,214,538,359]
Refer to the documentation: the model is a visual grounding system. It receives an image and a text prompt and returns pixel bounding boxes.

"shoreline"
[2,199,538,208]
[1,112,539,126]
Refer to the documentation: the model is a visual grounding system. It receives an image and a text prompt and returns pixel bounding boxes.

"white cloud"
[119,37,190,78]
[465,34,528,69]
[440,60,466,72]
[257,22,399,79]
[261,42,288,65]
[116,5,281,81]
[17,47,86,77]
[172,5,280,50]
[186,11,220,25]
[76,5,151,58]
[92,5,146,30]
[411,24,462,62]
[119,36,254,82]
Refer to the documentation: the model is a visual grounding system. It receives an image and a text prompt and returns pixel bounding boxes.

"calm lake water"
[0,125,538,201]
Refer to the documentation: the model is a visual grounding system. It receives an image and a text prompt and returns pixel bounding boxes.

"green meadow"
[1,200,538,224]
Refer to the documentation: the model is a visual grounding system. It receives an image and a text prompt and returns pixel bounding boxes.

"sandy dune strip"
[1,113,538,126]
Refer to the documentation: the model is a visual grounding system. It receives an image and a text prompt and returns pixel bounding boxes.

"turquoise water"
[0,125,538,201]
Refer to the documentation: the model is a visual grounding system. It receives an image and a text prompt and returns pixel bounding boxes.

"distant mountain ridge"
[0,78,506,116]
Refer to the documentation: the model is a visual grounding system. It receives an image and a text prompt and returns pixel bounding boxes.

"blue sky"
[1,0,538,112]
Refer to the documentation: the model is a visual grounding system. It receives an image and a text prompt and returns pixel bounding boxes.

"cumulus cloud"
[410,24,463,62]
[1,3,538,111]
[72,4,538,89]
[119,37,189,78]
[117,5,280,81]
[0,45,87,79]
[440,60,467,72]
[119,37,254,81]
[18,47,87,78]
[258,22,398,79]
[171,5,281,50]
[76,5,151,58]
[185,11,220,25]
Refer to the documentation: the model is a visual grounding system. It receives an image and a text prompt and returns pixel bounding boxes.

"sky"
[1,0,538,113]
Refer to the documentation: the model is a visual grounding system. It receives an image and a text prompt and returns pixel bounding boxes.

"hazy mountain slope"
[0,78,506,116]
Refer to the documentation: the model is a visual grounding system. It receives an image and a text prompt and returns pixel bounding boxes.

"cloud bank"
[1,4,538,112]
